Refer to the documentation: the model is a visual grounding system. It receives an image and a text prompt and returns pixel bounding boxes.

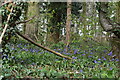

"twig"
[0,4,14,44]
[16,32,72,60]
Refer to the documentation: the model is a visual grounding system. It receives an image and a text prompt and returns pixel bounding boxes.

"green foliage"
[1,2,27,62]
[1,2,120,79]
[1,39,119,79]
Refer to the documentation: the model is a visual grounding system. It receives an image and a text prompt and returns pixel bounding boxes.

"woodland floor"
[1,39,119,79]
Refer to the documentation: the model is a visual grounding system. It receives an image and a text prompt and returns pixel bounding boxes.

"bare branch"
[15,16,36,25]
[0,4,14,44]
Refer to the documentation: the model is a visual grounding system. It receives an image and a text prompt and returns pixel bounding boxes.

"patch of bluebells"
[21,48,29,51]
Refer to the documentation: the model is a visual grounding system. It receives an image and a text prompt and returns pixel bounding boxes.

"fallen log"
[16,32,72,60]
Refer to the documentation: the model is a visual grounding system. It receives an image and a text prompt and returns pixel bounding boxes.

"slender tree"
[66,0,71,49]
[82,2,87,36]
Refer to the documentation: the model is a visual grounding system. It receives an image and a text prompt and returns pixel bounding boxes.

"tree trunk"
[98,2,120,59]
[23,4,28,34]
[25,2,39,41]
[82,2,87,36]
[66,0,71,47]
[99,2,120,38]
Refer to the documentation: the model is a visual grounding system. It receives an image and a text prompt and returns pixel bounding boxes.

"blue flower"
[72,57,77,59]
[109,67,112,70]
[58,49,61,50]
[108,51,112,56]
[24,45,27,47]
[74,49,78,54]
[88,55,92,57]
[11,47,15,50]
[103,58,106,60]
[71,61,74,64]
[98,58,101,60]
[94,60,98,63]
[64,53,70,55]
[82,54,85,56]
[54,49,56,51]
[80,70,83,73]
[12,56,15,59]
[116,59,119,62]
[102,56,104,58]
[111,59,115,61]
[90,52,93,54]
[23,48,28,51]
[39,52,43,54]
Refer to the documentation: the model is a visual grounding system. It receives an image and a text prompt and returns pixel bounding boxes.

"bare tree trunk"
[82,2,87,36]
[25,2,39,41]
[23,4,28,34]
[66,0,71,48]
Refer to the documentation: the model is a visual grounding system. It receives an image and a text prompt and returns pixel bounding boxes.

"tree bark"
[82,2,87,36]
[25,2,39,41]
[66,0,71,47]
[98,2,120,38]
[98,2,120,60]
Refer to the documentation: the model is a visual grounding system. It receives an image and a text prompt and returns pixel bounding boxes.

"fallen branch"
[0,4,14,44]
[16,32,72,60]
